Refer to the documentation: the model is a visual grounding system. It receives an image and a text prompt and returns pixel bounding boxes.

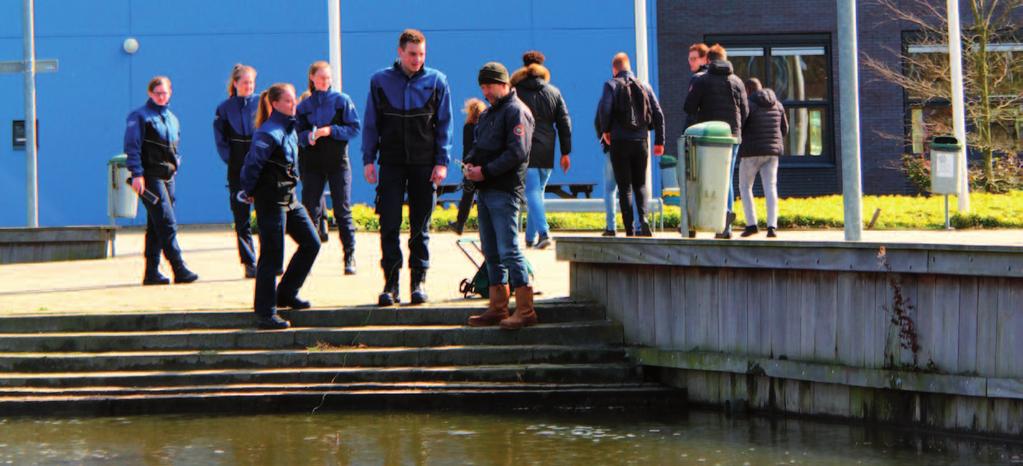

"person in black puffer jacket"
[683,44,748,238]
[737,78,788,238]
[511,59,572,249]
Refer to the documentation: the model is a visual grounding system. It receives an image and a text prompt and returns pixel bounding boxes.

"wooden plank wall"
[572,262,1023,380]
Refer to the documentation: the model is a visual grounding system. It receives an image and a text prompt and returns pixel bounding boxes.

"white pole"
[23,0,38,227]
[634,0,652,215]
[327,0,342,92]
[947,0,969,212]
[837,0,864,241]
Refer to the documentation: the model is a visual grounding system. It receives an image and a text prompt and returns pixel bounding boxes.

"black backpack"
[613,77,652,132]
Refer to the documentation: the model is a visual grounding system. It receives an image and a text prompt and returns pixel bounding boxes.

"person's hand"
[560,154,571,173]
[315,127,331,138]
[364,164,377,184]
[653,145,665,156]
[236,191,253,204]
[430,164,448,186]
[601,132,611,145]
[131,177,145,196]
[464,164,485,182]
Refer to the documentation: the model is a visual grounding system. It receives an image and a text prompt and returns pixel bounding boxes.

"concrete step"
[0,345,626,373]
[0,299,603,333]
[0,382,683,416]
[0,322,624,353]
[0,363,637,389]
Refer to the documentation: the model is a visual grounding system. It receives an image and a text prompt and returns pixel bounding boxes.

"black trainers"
[767,227,778,238]
[173,267,199,284]
[142,272,170,286]
[244,264,257,279]
[410,268,428,305]
[601,229,616,237]
[638,224,653,237]
[740,225,759,238]
[256,314,291,330]
[344,254,357,275]
[535,235,552,249]
[276,295,311,310]
[378,269,401,306]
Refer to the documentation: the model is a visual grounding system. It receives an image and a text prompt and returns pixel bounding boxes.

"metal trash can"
[107,154,138,219]
[930,135,962,195]
[659,154,680,206]
[676,121,738,236]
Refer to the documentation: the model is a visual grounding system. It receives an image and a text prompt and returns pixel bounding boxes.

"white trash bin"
[108,153,139,219]
[929,135,962,195]
[677,121,738,236]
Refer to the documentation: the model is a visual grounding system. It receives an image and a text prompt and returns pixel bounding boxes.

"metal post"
[837,0,863,241]
[944,194,951,230]
[946,0,969,213]
[23,0,38,227]
[634,0,653,225]
[327,0,342,92]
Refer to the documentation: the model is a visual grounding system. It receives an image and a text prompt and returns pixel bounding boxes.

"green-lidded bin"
[659,154,680,205]
[930,135,962,195]
[678,121,738,234]
[108,154,139,219]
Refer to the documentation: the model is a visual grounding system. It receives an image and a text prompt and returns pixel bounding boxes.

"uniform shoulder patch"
[513,124,525,137]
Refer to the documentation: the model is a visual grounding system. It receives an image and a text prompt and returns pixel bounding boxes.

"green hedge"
[253,191,1023,232]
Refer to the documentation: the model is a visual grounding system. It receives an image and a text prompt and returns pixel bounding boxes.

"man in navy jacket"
[362,29,453,306]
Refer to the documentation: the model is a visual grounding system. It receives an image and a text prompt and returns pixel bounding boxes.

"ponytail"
[227,63,257,97]
[254,83,295,128]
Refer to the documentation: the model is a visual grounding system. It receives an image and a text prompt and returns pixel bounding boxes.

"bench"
[541,198,665,230]
[545,183,596,199]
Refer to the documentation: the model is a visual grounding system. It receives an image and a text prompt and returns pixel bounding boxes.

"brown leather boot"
[501,285,538,330]
[468,285,509,327]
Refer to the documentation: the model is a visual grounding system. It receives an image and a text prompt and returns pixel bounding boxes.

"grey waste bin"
[677,121,738,236]
[108,153,138,219]
[930,135,962,195]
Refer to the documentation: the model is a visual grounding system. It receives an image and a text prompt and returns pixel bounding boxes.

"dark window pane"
[728,48,765,83]
[771,47,828,102]
[785,106,827,156]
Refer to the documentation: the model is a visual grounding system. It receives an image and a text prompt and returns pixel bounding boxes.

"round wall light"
[123,38,139,54]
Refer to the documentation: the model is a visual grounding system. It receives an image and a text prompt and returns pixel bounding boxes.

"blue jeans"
[476,189,529,290]
[143,176,185,270]
[603,155,640,231]
[301,158,356,254]
[525,168,552,243]
[253,200,321,317]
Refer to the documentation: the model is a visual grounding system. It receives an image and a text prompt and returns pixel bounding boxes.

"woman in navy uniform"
[296,61,361,275]
[213,64,259,278]
[237,83,321,330]
[124,76,199,286]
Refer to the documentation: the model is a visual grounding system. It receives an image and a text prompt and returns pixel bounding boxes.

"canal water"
[1,408,1020,465]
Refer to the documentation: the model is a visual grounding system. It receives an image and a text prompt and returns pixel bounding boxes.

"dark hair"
[227,64,256,97]
[522,50,545,66]
[147,76,171,92]
[707,44,727,61]
[688,43,709,58]
[744,77,763,96]
[255,83,295,128]
[611,52,630,71]
[399,29,426,48]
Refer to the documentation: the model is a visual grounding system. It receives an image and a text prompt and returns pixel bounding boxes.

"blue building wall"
[0,0,658,227]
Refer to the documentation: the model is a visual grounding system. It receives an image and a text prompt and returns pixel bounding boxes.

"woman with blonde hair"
[295,61,362,274]
[450,98,487,235]
[213,64,259,278]
[237,83,321,330]
[124,76,198,286]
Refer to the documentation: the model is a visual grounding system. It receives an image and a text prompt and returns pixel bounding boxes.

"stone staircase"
[0,299,680,415]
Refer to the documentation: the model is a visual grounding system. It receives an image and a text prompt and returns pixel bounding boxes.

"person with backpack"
[738,78,787,238]
[683,44,749,239]
[596,52,665,237]
[511,50,572,249]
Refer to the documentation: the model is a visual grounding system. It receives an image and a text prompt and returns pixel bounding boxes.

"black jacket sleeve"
[554,92,572,155]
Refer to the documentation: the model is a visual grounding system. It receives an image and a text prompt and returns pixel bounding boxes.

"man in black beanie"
[463,62,538,330]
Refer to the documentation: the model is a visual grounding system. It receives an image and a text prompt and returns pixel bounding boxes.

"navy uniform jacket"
[213,94,259,182]
[295,89,361,173]
[466,89,534,200]
[362,61,453,167]
[124,99,181,179]
[239,111,300,207]
[596,70,665,145]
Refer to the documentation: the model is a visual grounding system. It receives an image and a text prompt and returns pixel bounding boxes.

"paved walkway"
[1,227,1020,315]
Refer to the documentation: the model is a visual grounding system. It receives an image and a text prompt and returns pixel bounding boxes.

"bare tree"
[862,0,1023,190]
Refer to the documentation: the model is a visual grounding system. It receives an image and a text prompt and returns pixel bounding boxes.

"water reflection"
[0,409,1021,465]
